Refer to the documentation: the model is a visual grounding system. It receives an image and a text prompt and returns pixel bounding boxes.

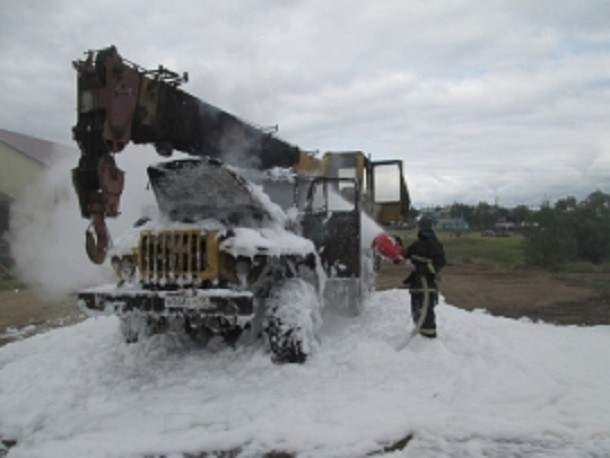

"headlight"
[111,255,136,283]
[235,259,250,285]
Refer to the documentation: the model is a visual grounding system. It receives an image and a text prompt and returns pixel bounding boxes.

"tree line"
[522,191,610,269]
[413,190,610,269]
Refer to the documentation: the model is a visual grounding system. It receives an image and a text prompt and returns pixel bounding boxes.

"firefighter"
[401,217,446,338]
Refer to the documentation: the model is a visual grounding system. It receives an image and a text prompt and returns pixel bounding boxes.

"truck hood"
[148,158,284,226]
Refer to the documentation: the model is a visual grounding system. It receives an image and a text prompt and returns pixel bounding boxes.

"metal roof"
[0,191,12,203]
[0,128,75,167]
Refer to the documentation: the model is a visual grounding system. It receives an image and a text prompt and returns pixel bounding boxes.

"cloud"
[0,0,609,208]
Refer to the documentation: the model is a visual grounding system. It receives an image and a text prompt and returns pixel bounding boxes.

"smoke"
[8,146,164,295]
[9,155,111,294]
[197,100,263,170]
[218,124,262,169]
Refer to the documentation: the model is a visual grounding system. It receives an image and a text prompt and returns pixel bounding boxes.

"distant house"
[418,206,470,233]
[494,221,516,231]
[437,217,469,232]
[0,128,74,268]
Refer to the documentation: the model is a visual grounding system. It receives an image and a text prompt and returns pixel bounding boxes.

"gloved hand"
[392,255,404,265]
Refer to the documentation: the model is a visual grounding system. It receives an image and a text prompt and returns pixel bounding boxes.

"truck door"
[370,160,410,226]
[301,177,363,315]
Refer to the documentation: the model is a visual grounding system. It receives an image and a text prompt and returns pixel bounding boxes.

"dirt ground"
[0,289,83,345]
[377,262,610,326]
[1,262,609,345]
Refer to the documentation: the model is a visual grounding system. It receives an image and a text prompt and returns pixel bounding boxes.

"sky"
[1,0,609,207]
[1,291,609,456]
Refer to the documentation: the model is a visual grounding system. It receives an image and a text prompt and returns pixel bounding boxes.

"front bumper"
[78,284,254,318]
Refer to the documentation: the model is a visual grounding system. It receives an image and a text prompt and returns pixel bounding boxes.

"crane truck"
[72,46,409,362]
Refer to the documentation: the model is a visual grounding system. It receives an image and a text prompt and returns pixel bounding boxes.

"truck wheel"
[119,313,164,343]
[264,278,321,363]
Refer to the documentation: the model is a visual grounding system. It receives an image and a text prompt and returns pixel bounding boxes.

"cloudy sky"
[1,0,609,207]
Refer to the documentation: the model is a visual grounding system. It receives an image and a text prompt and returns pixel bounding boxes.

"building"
[437,217,470,232]
[0,128,74,268]
[418,206,469,233]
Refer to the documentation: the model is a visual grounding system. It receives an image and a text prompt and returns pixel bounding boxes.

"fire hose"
[397,273,430,350]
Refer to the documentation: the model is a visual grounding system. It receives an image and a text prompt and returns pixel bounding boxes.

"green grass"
[555,260,610,296]
[388,229,610,305]
[564,259,610,273]
[390,229,526,270]
[0,275,25,292]
[441,231,526,269]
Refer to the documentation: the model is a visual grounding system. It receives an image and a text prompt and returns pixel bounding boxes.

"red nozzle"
[372,233,403,263]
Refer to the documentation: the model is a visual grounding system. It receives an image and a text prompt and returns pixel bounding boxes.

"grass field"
[439,231,526,269]
[0,274,23,292]
[390,230,526,270]
[390,228,610,308]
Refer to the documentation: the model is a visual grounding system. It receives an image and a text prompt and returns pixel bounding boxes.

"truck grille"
[137,230,218,286]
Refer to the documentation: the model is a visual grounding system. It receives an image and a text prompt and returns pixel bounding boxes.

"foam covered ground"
[1,290,609,457]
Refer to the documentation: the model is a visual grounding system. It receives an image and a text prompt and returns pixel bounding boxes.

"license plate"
[166,295,216,310]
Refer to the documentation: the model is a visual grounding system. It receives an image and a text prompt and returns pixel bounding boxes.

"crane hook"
[85,214,109,264]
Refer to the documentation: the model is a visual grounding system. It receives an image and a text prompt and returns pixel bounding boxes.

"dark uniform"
[403,218,446,338]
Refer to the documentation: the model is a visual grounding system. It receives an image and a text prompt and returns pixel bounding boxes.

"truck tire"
[119,313,164,343]
[264,278,321,363]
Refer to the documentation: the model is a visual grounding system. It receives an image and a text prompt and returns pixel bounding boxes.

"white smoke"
[9,155,111,294]
[218,125,262,169]
[8,146,166,295]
